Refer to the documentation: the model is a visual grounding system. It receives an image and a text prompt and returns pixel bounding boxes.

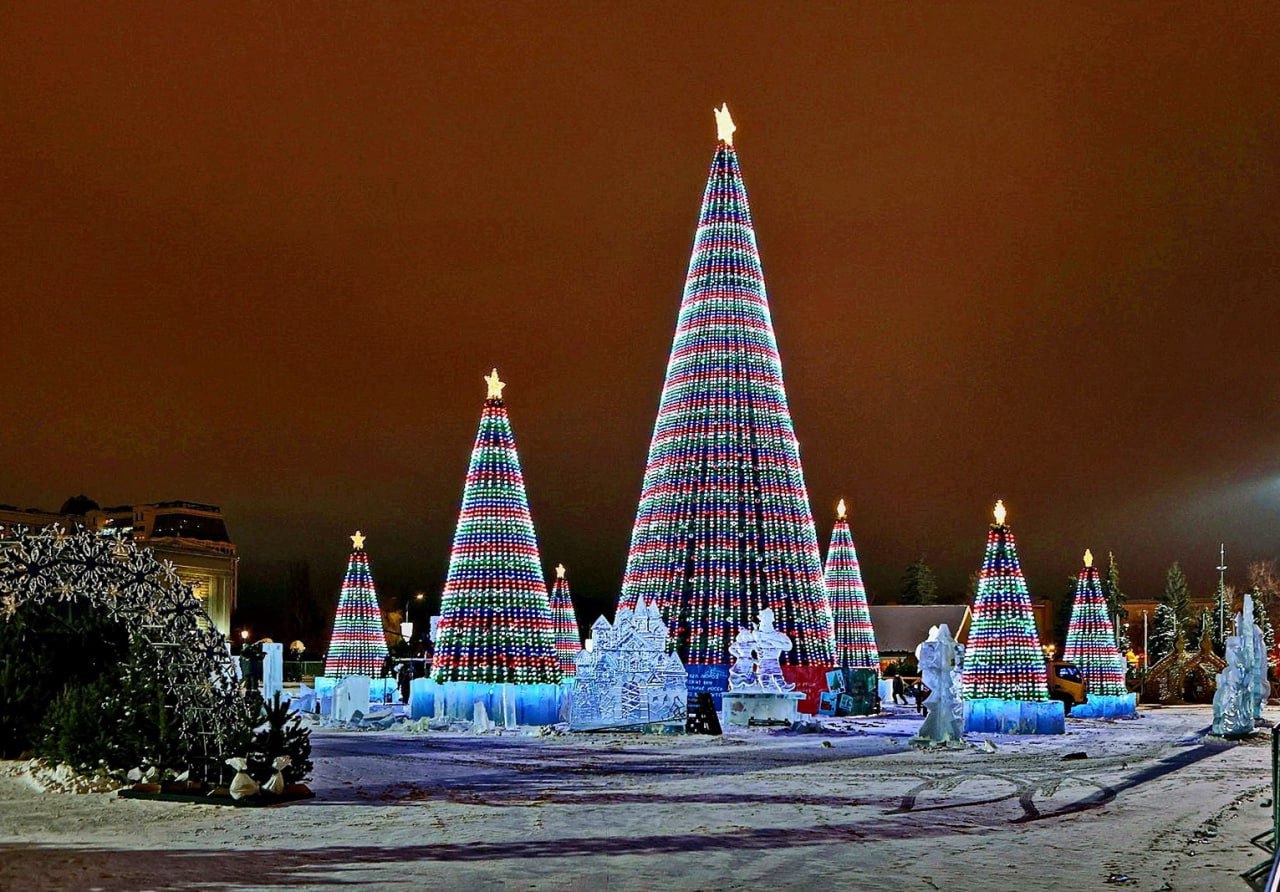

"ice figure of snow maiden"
[911,624,966,747]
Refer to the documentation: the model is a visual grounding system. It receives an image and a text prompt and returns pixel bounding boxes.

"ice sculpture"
[911,624,966,747]
[1212,594,1271,737]
[728,608,796,693]
[262,642,284,704]
[570,593,688,730]
[333,674,371,722]
[723,608,806,726]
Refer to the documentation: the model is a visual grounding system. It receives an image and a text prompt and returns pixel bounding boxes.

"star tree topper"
[714,103,735,146]
[485,368,506,400]
[1084,548,1093,568]
[556,563,567,580]
[993,499,1007,527]
[351,530,366,550]
[837,498,847,521]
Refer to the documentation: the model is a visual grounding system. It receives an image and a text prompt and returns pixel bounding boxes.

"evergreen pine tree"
[961,501,1050,702]
[1063,550,1128,696]
[1102,552,1130,653]
[823,500,879,670]
[323,531,389,678]
[1211,583,1236,656]
[1160,562,1193,644]
[900,557,939,606]
[432,370,560,685]
[549,564,580,677]
[1149,602,1180,664]
[617,105,834,669]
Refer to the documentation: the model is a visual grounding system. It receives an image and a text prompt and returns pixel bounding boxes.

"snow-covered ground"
[0,704,1274,890]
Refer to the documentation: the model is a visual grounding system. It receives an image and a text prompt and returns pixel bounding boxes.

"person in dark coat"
[892,674,907,706]
[912,680,930,715]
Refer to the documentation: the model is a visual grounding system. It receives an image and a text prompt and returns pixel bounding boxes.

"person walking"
[912,680,930,716]
[892,673,907,706]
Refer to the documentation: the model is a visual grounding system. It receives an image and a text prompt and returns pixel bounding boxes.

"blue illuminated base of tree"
[408,679,567,726]
[963,698,1065,735]
[314,675,398,707]
[1068,693,1137,719]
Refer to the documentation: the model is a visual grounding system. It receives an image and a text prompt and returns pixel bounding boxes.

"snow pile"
[11,759,120,794]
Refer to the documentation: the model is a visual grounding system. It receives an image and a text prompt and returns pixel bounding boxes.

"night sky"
[3,4,1278,629]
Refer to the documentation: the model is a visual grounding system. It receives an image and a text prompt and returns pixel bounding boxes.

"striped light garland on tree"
[824,500,880,670]
[961,501,1050,702]
[324,530,389,678]
[549,563,580,677]
[1063,549,1129,696]
[431,370,561,685]
[617,104,835,669]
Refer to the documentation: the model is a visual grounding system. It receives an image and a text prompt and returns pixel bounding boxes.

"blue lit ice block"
[963,698,1065,735]
[435,681,567,726]
[409,678,436,719]
[1068,693,1137,719]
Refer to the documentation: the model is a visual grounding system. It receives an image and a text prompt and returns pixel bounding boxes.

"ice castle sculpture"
[911,624,966,747]
[570,593,688,730]
[1212,594,1271,737]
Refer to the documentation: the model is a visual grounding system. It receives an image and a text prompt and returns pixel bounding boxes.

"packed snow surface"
[0,705,1273,890]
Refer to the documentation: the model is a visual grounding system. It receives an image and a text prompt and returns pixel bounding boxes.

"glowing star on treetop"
[837,498,847,521]
[1084,548,1094,568]
[485,368,506,400]
[993,499,1007,526]
[350,530,365,550]
[714,103,735,145]
[556,563,567,579]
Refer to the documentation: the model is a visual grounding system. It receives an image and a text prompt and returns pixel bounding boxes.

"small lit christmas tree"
[431,370,561,685]
[549,564,580,677]
[1063,549,1128,697]
[961,501,1050,702]
[323,531,389,678]
[824,500,879,670]
[617,104,834,672]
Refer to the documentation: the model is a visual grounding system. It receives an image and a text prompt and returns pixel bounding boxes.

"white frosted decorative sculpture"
[570,593,688,730]
[728,608,796,693]
[333,674,371,722]
[1213,594,1271,737]
[722,608,805,726]
[911,624,966,747]
[262,642,284,704]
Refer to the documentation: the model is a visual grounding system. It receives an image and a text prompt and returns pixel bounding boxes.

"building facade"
[0,496,238,637]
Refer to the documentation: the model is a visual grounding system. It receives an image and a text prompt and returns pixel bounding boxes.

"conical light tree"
[324,530,389,678]
[618,104,835,670]
[549,563,580,677]
[961,501,1050,701]
[1063,549,1129,696]
[431,370,561,685]
[824,499,879,670]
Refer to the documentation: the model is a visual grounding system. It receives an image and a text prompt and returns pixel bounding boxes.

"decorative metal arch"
[0,523,248,781]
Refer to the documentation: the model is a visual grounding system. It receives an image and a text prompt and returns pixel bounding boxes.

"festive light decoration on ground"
[0,524,249,782]
[961,501,1050,702]
[824,499,880,670]
[617,104,835,670]
[323,531,389,678]
[1063,549,1129,697]
[432,371,561,685]
[550,563,580,677]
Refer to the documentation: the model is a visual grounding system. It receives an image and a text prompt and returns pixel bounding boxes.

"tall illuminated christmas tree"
[549,563,580,677]
[618,104,835,675]
[324,531,389,678]
[961,501,1050,702]
[824,500,879,670]
[1064,549,1130,697]
[431,370,561,685]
